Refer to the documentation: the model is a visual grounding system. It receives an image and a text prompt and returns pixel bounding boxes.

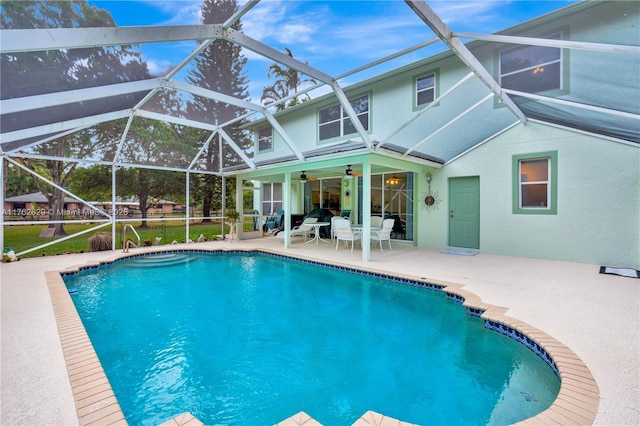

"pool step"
[127,253,194,267]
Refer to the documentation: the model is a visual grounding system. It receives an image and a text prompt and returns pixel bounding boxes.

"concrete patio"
[1,237,638,425]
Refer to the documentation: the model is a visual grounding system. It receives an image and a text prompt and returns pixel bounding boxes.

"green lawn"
[3,219,248,258]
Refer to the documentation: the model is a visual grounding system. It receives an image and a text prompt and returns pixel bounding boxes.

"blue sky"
[89,0,577,103]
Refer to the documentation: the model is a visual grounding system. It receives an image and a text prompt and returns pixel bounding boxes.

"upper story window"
[512,151,558,215]
[416,73,435,106]
[318,94,369,141]
[500,33,562,94]
[257,126,273,152]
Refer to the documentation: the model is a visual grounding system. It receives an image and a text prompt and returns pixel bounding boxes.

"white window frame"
[257,126,273,152]
[318,94,369,141]
[519,158,550,210]
[416,72,436,107]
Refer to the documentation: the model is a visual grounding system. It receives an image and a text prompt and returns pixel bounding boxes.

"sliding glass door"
[358,172,413,241]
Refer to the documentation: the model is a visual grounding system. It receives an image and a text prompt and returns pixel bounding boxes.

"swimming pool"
[64,251,560,425]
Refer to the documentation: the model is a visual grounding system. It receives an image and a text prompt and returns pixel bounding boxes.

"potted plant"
[225,208,241,242]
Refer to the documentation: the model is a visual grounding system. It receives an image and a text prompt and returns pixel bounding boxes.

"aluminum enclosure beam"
[454,32,640,56]
[0,79,162,115]
[217,127,256,170]
[378,72,475,150]
[0,109,131,144]
[223,27,334,85]
[1,24,224,53]
[135,110,219,132]
[503,89,640,120]
[405,0,527,125]
[336,37,441,80]
[2,125,91,154]
[262,110,305,162]
[170,80,263,112]
[404,93,493,156]
[331,82,374,151]
[223,0,260,30]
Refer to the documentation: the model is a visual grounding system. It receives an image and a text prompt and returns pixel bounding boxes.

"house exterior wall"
[419,122,639,269]
[246,1,639,268]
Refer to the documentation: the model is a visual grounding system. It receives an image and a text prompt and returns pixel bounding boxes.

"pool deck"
[1,237,638,425]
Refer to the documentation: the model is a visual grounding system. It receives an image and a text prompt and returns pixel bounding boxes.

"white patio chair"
[290,217,318,242]
[334,218,361,252]
[370,215,383,230]
[370,218,394,252]
[330,215,344,241]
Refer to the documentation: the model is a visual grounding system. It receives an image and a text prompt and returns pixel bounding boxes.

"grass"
[3,219,256,258]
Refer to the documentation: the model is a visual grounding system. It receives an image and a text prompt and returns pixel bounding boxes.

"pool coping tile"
[47,247,600,425]
[275,411,323,426]
[46,271,127,426]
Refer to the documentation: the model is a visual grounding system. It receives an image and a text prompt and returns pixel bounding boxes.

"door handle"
[450,210,454,218]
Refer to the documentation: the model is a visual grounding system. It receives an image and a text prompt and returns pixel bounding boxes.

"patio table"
[306,222,330,245]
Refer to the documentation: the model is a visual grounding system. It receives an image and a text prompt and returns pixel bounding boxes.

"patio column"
[185,171,190,243]
[111,165,117,251]
[235,175,243,240]
[283,171,291,248]
[361,159,371,262]
[0,155,4,255]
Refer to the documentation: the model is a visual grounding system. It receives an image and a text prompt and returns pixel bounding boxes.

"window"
[318,94,369,141]
[500,33,562,94]
[512,151,558,215]
[262,182,282,216]
[416,73,435,106]
[257,126,273,152]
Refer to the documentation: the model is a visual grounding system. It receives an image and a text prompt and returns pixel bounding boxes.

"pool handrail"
[122,224,141,252]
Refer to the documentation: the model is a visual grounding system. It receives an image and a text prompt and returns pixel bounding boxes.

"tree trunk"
[138,172,150,229]
[202,192,213,223]
[48,187,67,236]
[138,198,149,229]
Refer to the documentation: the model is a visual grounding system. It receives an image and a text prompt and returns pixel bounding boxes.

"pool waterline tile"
[48,247,600,425]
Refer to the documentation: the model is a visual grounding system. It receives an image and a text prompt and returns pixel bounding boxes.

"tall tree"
[4,163,38,198]
[1,0,150,235]
[261,48,317,111]
[185,0,251,222]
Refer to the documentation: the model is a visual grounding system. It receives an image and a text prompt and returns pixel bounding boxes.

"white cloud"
[137,0,202,25]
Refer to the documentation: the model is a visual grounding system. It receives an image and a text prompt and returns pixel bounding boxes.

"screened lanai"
[2,0,639,259]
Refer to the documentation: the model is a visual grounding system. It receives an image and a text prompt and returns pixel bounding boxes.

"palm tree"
[261,48,317,111]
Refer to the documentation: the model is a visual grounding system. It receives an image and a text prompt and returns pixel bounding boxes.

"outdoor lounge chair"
[289,217,318,242]
[334,218,361,252]
[370,218,394,252]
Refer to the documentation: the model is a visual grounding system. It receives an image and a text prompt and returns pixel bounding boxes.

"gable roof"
[1,1,638,174]
[5,192,79,204]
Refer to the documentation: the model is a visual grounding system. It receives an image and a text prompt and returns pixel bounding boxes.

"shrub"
[89,233,112,252]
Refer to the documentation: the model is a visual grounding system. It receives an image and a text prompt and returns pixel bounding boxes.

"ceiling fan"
[299,171,319,183]
[344,165,363,178]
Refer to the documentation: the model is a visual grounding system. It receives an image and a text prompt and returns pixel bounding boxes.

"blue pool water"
[64,252,560,425]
